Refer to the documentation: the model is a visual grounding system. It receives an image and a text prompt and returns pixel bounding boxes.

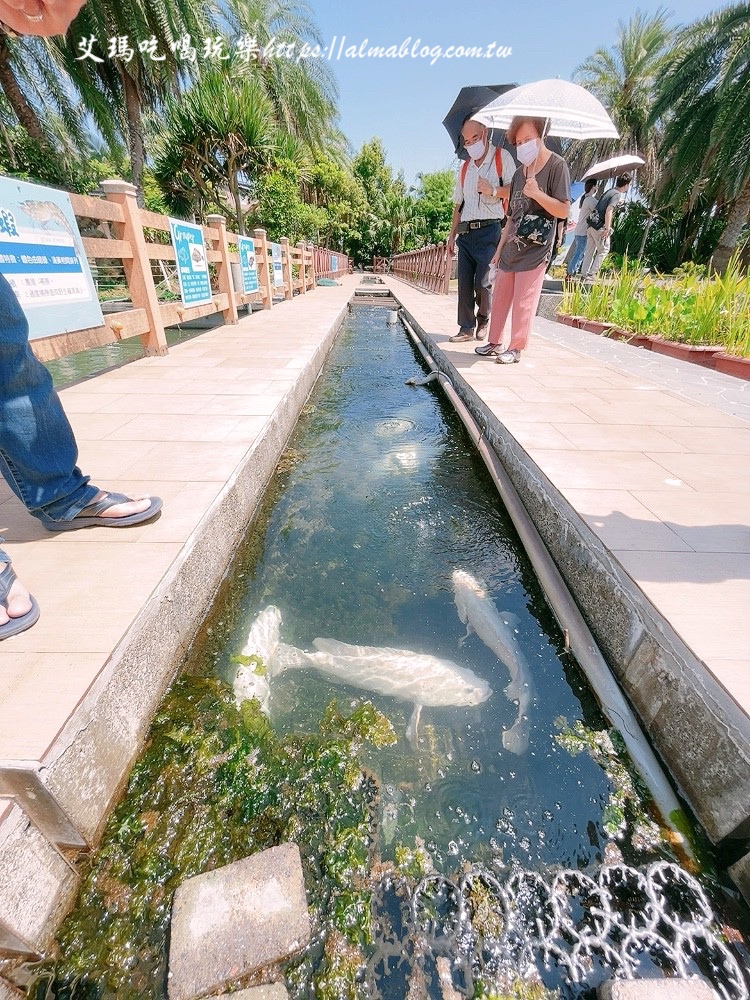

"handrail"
[390,243,451,294]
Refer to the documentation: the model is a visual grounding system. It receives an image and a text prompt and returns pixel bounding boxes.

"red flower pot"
[649,339,723,369]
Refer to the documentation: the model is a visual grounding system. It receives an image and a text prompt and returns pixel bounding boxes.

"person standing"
[565,177,598,280]
[475,116,570,365]
[446,118,514,343]
[581,173,632,280]
[0,0,161,639]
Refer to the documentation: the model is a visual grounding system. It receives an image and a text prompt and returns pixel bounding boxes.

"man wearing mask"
[446,118,514,343]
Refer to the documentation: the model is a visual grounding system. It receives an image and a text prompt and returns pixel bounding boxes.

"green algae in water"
[31,678,392,999]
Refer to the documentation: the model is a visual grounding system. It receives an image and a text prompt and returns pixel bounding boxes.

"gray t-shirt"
[499,152,571,272]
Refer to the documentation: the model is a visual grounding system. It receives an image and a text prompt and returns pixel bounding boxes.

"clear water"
[218,306,621,874]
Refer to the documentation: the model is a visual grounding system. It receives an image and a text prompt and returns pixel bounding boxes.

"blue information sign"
[330,254,338,273]
[238,236,259,293]
[271,242,284,288]
[168,218,213,307]
[0,176,104,340]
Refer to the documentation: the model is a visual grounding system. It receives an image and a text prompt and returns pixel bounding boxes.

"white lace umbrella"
[474,79,619,141]
[582,153,645,180]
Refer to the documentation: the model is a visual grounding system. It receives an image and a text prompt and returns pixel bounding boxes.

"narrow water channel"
[35,305,749,1000]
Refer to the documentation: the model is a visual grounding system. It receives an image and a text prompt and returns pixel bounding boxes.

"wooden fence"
[30,178,348,363]
[390,243,451,294]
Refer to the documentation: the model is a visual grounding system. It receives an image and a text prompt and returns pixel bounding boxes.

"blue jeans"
[0,272,98,526]
[566,234,588,276]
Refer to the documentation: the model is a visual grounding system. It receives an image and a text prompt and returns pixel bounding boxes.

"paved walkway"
[387,278,750,720]
[0,277,358,767]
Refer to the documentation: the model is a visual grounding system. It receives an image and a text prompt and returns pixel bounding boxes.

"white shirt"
[453,144,516,222]
[575,194,599,236]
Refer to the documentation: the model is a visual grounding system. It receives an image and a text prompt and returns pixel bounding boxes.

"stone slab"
[598,978,718,1000]
[728,851,750,903]
[168,844,310,1000]
[0,799,78,955]
[216,987,289,1000]
[0,978,24,999]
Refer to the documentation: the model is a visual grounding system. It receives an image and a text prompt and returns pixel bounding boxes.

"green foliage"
[31,678,391,998]
[412,170,455,245]
[251,163,327,242]
[554,718,663,847]
[560,254,750,354]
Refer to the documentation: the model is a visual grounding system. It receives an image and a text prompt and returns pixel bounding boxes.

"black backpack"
[587,189,619,230]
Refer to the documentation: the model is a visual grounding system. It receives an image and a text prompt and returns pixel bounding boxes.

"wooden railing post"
[296,241,307,294]
[253,228,273,310]
[207,214,238,325]
[280,237,293,300]
[100,179,168,356]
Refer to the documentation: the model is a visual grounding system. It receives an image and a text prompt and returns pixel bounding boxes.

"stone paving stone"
[168,844,310,1000]
[728,852,750,905]
[598,978,718,1000]
[215,987,289,1000]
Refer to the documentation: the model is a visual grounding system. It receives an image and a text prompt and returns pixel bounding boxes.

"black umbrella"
[442,83,562,165]
[442,84,517,160]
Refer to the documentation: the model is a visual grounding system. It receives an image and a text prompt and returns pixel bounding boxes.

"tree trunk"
[228,167,244,236]
[0,33,46,145]
[711,178,750,274]
[120,68,145,206]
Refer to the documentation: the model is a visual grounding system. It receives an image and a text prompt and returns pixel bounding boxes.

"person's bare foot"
[0,563,32,627]
[92,492,153,519]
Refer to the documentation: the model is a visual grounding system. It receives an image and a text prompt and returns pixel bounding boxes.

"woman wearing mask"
[476,116,570,364]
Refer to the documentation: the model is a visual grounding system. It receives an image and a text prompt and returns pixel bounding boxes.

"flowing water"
[33,304,749,999]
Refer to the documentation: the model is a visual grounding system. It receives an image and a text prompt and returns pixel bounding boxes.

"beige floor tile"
[571,399,691,426]
[72,378,192,395]
[708,661,750,713]
[487,402,593,424]
[137,481,225,543]
[59,392,127,413]
[194,390,281,414]
[508,423,583,450]
[67,412,139,440]
[0,653,107,760]
[655,426,750,454]
[5,613,126,654]
[223,416,271,442]
[119,441,250,481]
[93,394,215,415]
[74,439,160,480]
[645,398,748,428]
[532,450,690,490]
[562,488,692,552]
[646,452,750,493]
[558,424,689,452]
[105,413,243,443]
[614,551,750,661]
[632,491,750,553]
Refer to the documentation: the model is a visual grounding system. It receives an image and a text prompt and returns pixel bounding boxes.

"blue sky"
[304,0,721,186]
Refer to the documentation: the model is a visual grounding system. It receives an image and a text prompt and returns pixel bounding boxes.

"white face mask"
[464,139,485,160]
[516,138,539,166]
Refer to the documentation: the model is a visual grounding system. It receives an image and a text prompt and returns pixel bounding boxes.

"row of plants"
[559,257,750,359]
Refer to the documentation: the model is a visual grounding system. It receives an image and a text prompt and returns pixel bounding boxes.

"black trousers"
[456,221,501,333]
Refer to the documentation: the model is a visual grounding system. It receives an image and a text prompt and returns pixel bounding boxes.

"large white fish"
[452,570,534,755]
[231,605,281,716]
[273,636,492,745]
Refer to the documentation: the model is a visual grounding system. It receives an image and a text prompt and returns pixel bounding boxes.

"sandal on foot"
[45,492,163,532]
[0,560,40,640]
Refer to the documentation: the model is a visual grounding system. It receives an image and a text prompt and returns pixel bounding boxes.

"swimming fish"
[231,605,281,716]
[452,569,534,755]
[273,636,492,746]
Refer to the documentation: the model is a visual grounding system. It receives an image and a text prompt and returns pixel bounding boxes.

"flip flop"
[45,492,163,532]
[0,560,40,641]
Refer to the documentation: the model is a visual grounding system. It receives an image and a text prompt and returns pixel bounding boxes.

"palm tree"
[572,7,675,194]
[50,0,217,199]
[151,68,278,233]
[652,2,750,272]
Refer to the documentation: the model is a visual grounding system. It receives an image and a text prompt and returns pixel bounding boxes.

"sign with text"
[330,254,339,273]
[271,241,284,288]
[168,218,213,307]
[237,236,259,293]
[0,176,103,340]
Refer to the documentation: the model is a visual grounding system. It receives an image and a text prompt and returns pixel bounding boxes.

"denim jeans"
[456,222,501,332]
[566,234,588,276]
[0,271,98,525]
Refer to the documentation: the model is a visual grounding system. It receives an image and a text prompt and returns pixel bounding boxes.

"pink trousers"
[487,261,547,352]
